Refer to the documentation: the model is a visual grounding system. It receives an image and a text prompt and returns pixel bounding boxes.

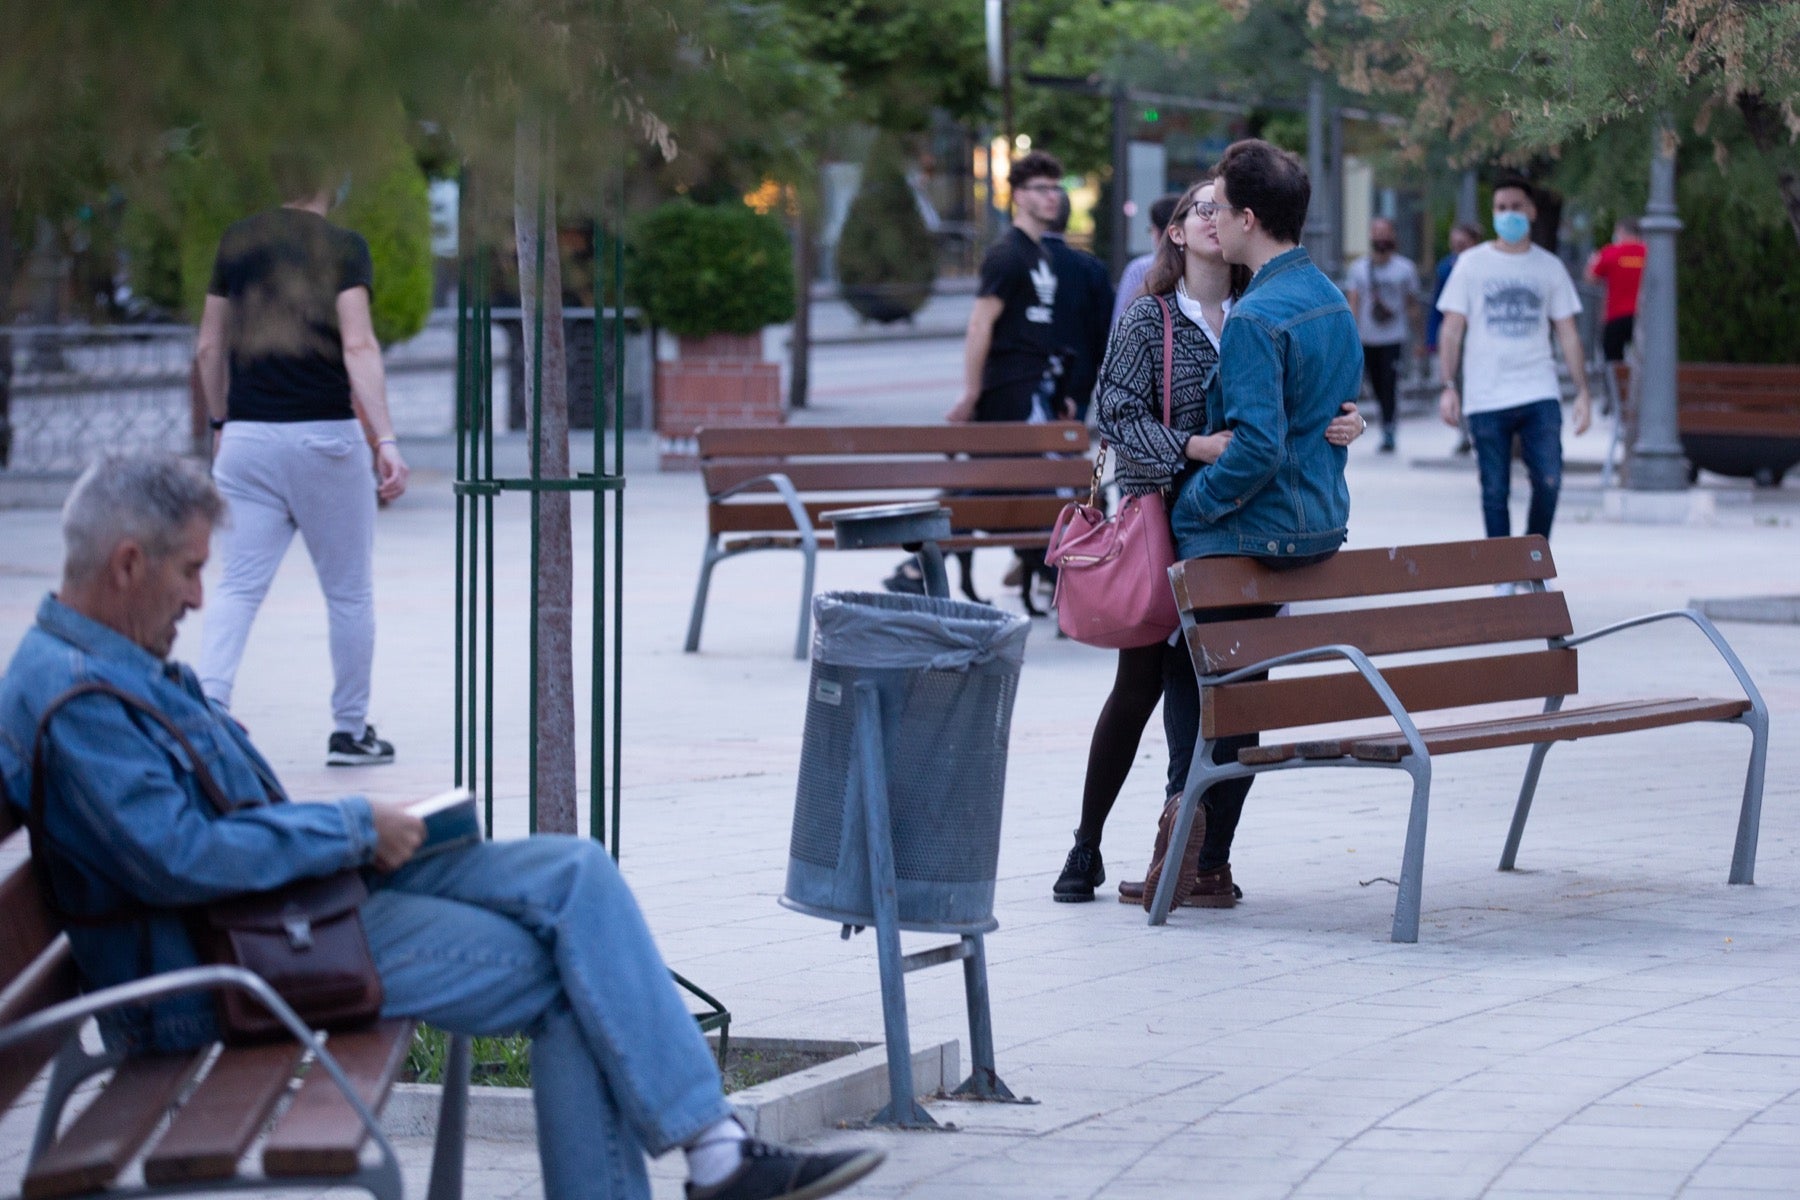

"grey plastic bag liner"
[811,591,1029,671]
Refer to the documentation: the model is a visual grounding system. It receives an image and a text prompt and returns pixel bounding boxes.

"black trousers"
[1362,342,1403,429]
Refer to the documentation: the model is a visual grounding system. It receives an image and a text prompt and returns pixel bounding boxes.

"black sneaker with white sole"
[327,725,395,766]
[686,1140,884,1200]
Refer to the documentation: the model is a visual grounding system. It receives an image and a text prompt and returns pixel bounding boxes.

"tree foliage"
[626,199,796,337]
[835,137,935,322]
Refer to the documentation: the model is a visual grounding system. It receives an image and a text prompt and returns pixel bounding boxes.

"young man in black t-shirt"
[946,150,1067,424]
[193,150,410,766]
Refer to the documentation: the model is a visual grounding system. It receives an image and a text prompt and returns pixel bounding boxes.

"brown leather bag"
[30,681,384,1043]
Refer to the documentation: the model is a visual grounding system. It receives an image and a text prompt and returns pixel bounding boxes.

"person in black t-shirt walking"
[193,148,410,766]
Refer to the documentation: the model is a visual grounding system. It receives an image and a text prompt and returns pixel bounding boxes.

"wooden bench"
[685,422,1092,658]
[1148,536,1769,942]
[0,797,472,1200]
[1603,362,1800,488]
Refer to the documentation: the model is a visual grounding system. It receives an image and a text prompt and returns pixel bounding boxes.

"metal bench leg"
[1729,710,1770,885]
[1498,740,1556,871]
[29,1034,118,1165]
[793,541,817,661]
[425,1033,472,1200]
[1391,757,1433,943]
[684,537,724,653]
[1147,749,1219,927]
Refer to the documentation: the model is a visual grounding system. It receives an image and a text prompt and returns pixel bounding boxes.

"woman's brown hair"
[1140,177,1251,301]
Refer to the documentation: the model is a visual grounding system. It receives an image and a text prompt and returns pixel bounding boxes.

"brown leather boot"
[1141,797,1204,913]
[1184,863,1238,908]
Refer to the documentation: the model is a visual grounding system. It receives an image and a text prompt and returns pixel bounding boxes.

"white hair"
[61,453,225,581]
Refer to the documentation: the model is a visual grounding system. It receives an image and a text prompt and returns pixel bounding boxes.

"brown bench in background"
[1603,362,1800,488]
[1148,536,1768,942]
[686,422,1092,659]
[0,797,472,1200]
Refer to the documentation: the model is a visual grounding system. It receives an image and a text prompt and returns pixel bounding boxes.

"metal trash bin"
[783,591,1029,934]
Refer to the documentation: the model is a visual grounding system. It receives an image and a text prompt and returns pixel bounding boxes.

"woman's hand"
[1184,431,1233,463]
[1325,401,1368,447]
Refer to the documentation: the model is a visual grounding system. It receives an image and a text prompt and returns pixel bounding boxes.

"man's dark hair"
[1492,175,1536,205]
[1215,139,1309,245]
[1452,221,1483,244]
[1617,215,1641,236]
[1048,188,1072,234]
[1148,193,1180,233]
[1008,150,1063,190]
[271,146,334,203]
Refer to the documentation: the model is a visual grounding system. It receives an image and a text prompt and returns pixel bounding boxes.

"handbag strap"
[27,680,238,927]
[1150,294,1174,427]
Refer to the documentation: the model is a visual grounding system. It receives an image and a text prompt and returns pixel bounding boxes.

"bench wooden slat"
[710,494,1071,537]
[703,455,1092,496]
[1190,591,1573,673]
[721,530,1066,555]
[1679,411,1800,437]
[262,1019,413,1177]
[0,829,60,994]
[1202,648,1579,739]
[1241,697,1751,764]
[697,422,1089,457]
[23,1052,207,1200]
[1171,537,1556,612]
[1677,364,1800,387]
[143,1042,307,1185]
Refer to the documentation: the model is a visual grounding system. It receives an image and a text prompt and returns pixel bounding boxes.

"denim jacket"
[1171,246,1360,559]
[0,596,377,1054]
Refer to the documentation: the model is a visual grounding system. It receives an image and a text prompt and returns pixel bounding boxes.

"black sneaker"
[686,1139,884,1200]
[1052,836,1104,903]
[327,725,395,766]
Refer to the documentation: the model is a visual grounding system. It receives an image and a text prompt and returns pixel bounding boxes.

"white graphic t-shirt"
[1436,242,1581,415]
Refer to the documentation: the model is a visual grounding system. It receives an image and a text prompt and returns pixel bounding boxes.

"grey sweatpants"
[198,419,376,736]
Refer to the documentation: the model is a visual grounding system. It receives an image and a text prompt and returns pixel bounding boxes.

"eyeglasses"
[1191,201,1219,220]
[1015,183,1063,195]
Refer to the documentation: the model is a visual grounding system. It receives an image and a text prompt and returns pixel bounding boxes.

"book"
[407,788,482,859]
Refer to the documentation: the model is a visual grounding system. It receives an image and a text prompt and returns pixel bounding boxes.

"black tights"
[1074,641,1175,849]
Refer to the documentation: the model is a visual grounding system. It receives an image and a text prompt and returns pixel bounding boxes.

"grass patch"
[404,1028,849,1093]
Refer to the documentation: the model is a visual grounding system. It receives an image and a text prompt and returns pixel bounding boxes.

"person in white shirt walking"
[1344,217,1421,453]
[1435,177,1592,540]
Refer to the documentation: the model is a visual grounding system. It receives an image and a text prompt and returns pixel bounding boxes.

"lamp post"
[1629,117,1689,491]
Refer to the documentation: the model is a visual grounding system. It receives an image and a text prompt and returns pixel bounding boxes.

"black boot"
[1052,832,1105,902]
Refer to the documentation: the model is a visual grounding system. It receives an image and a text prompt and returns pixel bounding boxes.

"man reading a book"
[0,453,882,1200]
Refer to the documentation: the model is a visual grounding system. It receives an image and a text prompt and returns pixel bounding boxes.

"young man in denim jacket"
[0,455,882,1200]
[1155,140,1361,911]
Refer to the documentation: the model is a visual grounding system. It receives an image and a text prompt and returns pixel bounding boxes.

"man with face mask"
[1435,177,1592,543]
[1343,217,1421,453]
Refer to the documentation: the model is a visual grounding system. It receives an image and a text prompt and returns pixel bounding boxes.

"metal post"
[853,681,939,1129]
[1109,87,1130,279]
[1324,105,1345,278]
[1304,76,1328,265]
[1456,170,1479,227]
[1630,117,1689,491]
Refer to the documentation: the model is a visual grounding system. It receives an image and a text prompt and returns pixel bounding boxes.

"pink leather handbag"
[1047,295,1181,649]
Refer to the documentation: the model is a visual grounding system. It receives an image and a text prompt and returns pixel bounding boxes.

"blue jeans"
[364,837,731,1200]
[1468,399,1563,539]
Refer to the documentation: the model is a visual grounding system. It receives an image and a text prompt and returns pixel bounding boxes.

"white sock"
[685,1118,749,1188]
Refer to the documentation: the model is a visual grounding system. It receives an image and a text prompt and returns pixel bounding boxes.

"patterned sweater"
[1094,293,1220,495]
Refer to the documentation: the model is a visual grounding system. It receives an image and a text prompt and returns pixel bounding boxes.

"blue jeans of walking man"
[1468,398,1563,538]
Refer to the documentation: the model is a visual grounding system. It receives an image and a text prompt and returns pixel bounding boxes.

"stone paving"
[0,335,1797,1198]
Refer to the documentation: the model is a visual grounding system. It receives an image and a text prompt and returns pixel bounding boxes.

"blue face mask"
[1493,211,1531,244]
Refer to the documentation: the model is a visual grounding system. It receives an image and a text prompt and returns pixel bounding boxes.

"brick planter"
[656,332,782,470]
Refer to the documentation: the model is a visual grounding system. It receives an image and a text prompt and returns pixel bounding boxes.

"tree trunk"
[788,201,811,410]
[514,113,578,835]
[1779,168,1800,252]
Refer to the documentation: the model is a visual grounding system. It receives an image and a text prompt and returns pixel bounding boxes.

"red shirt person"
[1585,217,1646,363]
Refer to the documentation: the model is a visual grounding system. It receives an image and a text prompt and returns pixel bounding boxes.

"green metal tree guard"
[452,172,730,1056]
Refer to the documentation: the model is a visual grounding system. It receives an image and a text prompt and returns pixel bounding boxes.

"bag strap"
[1150,294,1174,428]
[27,680,237,927]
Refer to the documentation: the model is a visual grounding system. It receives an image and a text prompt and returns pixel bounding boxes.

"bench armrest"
[1201,642,1431,764]
[1561,608,1769,721]
[0,964,395,1160]
[709,471,818,550]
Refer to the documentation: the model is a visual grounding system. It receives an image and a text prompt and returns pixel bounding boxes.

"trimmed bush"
[836,141,934,323]
[627,199,796,337]
[1677,170,1800,364]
